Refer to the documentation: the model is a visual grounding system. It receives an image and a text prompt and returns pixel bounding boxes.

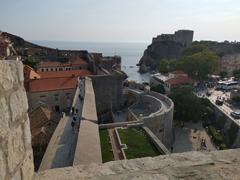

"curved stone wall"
[126,88,174,148]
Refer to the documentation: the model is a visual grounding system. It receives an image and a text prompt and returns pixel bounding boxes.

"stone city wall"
[212,102,240,148]
[126,89,174,148]
[0,60,34,180]
[91,74,123,117]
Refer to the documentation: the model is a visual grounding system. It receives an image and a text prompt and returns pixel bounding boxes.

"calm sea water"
[32,41,151,83]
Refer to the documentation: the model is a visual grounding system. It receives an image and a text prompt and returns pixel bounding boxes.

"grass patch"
[118,128,160,159]
[99,129,114,163]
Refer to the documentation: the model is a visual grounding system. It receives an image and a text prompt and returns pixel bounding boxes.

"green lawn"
[118,128,160,159]
[99,129,114,163]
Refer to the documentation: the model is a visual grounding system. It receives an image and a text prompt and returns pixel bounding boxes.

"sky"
[0,0,240,42]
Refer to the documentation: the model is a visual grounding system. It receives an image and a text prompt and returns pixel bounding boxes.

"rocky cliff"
[138,41,184,73]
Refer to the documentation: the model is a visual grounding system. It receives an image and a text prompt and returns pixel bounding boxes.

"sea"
[32,41,151,83]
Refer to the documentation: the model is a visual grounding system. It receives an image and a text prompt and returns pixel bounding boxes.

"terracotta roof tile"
[29,77,78,92]
[38,69,91,79]
[29,106,51,130]
[166,76,193,85]
[24,65,40,80]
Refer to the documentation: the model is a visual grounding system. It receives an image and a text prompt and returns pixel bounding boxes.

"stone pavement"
[73,77,102,165]
[173,122,216,153]
[39,86,83,171]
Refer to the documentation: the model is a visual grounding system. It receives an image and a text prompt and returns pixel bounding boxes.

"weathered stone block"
[23,118,32,150]
[0,61,19,91]
[17,62,24,82]
[7,126,25,172]
[21,153,34,180]
[12,169,21,180]
[10,88,29,123]
[0,97,10,138]
[0,150,6,180]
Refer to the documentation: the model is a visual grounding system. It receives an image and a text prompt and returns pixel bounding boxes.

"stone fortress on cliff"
[138,30,194,73]
[152,30,194,47]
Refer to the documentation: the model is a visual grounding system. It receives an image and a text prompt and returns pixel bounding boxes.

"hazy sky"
[1,0,240,42]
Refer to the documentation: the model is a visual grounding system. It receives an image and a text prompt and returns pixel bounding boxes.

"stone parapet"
[35,149,240,180]
[0,60,34,180]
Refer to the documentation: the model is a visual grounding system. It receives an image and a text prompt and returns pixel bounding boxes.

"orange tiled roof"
[166,76,193,86]
[38,58,88,69]
[29,106,51,130]
[38,69,91,79]
[24,65,40,80]
[29,77,78,92]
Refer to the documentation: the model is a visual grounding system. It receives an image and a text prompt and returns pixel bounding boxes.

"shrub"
[227,122,239,147]
[208,126,223,145]
[151,84,165,94]
[219,143,227,150]
[217,116,226,130]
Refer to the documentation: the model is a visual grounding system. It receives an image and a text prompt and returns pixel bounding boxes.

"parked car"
[230,111,240,119]
[215,99,223,106]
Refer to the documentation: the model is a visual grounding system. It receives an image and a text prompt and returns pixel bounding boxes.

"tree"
[151,84,165,94]
[158,59,178,74]
[22,57,39,69]
[233,69,240,79]
[219,70,228,78]
[180,50,220,80]
[169,85,215,123]
[169,85,203,122]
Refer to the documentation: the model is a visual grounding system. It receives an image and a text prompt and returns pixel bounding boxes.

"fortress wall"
[174,30,194,46]
[0,60,34,180]
[213,103,240,148]
[127,89,174,148]
[149,91,174,146]
[91,74,123,116]
[138,95,162,113]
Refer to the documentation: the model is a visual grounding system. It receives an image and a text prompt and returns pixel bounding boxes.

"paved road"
[207,90,240,126]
